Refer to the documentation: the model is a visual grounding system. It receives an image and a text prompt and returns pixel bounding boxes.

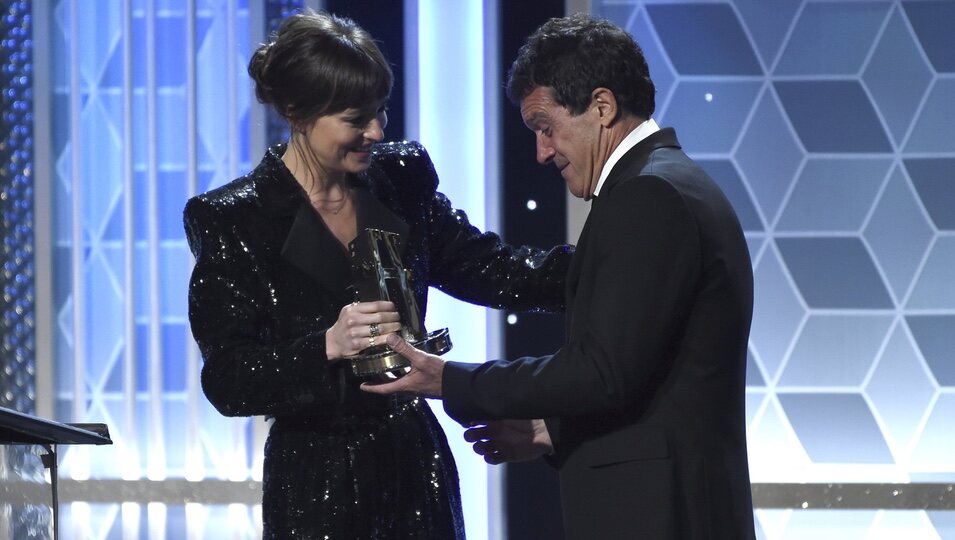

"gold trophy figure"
[348,228,451,380]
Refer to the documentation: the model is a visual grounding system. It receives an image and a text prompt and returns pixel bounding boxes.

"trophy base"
[350,328,452,381]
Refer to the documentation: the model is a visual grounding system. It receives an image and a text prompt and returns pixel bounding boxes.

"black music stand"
[0,406,112,540]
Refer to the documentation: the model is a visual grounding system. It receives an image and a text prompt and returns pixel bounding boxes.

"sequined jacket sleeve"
[428,193,571,311]
[184,195,333,418]
[372,141,572,312]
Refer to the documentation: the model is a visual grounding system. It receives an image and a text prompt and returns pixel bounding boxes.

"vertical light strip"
[247,2,266,160]
[227,1,239,182]
[147,502,167,539]
[402,0,419,140]
[566,0,590,17]
[145,0,166,480]
[70,502,91,539]
[247,0,268,482]
[121,0,139,480]
[412,1,489,538]
[565,0,592,245]
[225,0,247,480]
[184,0,203,481]
[184,502,208,540]
[480,4,505,537]
[482,0,501,254]
[33,0,55,420]
[68,0,90,479]
[121,502,141,540]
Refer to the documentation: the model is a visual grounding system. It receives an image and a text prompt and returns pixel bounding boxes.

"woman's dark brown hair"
[248,10,393,130]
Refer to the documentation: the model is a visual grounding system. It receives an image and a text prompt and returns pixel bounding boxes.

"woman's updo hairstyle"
[248,10,393,130]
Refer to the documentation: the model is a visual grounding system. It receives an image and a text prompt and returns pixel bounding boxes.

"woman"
[183,10,571,539]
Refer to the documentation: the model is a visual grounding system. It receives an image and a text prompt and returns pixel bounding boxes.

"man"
[365,14,756,539]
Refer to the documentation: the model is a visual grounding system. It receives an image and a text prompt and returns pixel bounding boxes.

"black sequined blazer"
[184,141,571,539]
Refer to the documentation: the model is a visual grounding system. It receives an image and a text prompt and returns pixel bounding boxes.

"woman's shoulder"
[185,146,297,221]
[185,174,258,223]
[370,140,428,160]
[367,140,439,193]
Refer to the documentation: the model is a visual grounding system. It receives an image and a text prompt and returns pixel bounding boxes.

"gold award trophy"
[348,228,452,380]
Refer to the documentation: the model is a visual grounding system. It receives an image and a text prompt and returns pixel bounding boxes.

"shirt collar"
[593,118,660,197]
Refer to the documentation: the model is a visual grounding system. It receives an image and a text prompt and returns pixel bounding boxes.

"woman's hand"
[325,301,402,360]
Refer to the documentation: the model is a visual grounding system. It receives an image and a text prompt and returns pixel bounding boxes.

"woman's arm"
[185,196,336,418]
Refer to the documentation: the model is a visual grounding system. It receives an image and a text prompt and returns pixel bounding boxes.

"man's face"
[520,86,600,199]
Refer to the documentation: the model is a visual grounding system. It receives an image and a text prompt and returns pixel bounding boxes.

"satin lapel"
[600,128,681,194]
[352,187,410,254]
[564,209,594,339]
[562,129,680,337]
[281,201,354,305]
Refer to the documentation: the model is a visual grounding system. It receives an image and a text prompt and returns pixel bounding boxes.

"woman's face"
[303,99,388,178]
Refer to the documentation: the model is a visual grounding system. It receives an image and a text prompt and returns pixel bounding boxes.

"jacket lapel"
[563,128,681,337]
[564,211,591,338]
[278,186,411,306]
[600,128,681,194]
[281,201,354,306]
[250,144,354,304]
[353,187,410,255]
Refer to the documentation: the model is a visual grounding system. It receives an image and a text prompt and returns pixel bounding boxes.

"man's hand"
[463,419,553,465]
[360,334,445,398]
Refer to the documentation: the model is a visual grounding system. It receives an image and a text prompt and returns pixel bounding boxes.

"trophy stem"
[348,228,452,379]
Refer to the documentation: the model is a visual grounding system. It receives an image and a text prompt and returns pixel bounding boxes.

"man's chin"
[566,184,587,199]
[563,176,590,200]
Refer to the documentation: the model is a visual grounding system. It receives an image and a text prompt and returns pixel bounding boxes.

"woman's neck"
[310,183,350,216]
[282,139,348,200]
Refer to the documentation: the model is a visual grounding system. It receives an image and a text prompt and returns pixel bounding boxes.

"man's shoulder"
[602,171,685,210]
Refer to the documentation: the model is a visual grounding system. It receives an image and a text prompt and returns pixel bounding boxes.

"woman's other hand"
[325,301,401,360]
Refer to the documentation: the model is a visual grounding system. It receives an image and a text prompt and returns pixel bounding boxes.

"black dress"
[184,141,571,539]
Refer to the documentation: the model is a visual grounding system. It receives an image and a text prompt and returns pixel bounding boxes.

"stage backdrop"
[4,0,954,538]
[42,0,263,536]
[16,0,500,538]
[587,0,955,538]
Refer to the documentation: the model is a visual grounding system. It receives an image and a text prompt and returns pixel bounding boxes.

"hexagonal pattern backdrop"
[596,0,954,537]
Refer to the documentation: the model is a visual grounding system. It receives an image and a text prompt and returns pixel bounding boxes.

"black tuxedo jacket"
[444,129,756,539]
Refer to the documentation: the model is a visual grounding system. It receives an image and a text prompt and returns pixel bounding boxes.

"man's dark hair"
[506,13,655,118]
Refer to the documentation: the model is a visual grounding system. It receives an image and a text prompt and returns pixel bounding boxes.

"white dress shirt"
[593,118,660,197]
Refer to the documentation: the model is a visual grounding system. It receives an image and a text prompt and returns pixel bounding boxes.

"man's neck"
[591,116,658,199]
[601,115,644,163]
[612,115,645,143]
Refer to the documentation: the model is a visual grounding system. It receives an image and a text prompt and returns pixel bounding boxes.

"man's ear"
[591,87,619,128]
